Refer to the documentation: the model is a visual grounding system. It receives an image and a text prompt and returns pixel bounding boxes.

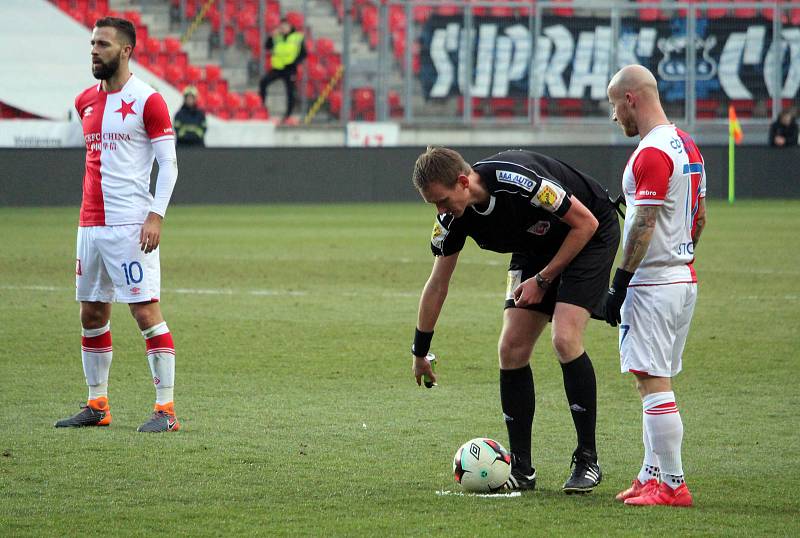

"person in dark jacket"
[258,19,307,123]
[174,86,206,146]
[768,108,798,147]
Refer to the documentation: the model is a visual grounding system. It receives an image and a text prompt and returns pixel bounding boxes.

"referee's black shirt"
[430,149,616,258]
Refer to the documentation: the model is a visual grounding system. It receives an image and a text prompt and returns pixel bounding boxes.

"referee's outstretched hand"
[604,268,635,326]
[412,354,436,387]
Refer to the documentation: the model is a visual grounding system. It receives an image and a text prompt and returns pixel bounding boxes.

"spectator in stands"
[258,18,306,124]
[174,86,207,147]
[768,108,798,148]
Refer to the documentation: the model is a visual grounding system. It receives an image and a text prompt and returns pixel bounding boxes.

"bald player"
[604,65,706,507]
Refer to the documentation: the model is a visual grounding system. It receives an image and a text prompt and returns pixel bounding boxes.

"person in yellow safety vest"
[258,19,307,123]
[173,85,207,146]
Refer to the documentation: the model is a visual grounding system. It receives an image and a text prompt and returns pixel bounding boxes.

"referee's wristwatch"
[534,272,552,290]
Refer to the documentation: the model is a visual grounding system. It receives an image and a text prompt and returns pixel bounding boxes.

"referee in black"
[410,146,619,494]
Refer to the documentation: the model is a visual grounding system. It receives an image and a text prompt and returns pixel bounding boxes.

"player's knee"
[498,337,532,369]
[80,304,109,329]
[129,304,163,330]
[551,332,582,362]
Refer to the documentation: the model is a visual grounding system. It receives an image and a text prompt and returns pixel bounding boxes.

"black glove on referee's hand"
[604,268,634,327]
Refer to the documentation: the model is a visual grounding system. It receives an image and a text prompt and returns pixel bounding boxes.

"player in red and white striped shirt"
[55,17,180,433]
[604,65,708,507]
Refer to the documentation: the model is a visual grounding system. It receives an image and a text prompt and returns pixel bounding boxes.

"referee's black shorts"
[504,202,620,319]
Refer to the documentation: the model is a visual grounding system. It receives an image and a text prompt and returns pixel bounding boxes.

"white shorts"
[76,225,161,303]
[619,283,697,378]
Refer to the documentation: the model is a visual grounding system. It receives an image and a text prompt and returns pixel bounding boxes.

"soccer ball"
[452,438,512,492]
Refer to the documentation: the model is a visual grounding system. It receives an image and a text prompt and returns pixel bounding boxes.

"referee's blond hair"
[412,146,470,191]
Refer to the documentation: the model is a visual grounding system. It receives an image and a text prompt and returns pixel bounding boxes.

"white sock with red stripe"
[82,322,112,400]
[643,391,685,490]
[637,415,660,484]
[142,322,175,406]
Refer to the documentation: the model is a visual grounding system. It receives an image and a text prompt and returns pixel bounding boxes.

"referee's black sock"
[560,352,597,454]
[499,364,535,472]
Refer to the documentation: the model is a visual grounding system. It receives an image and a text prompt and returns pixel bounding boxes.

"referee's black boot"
[562,447,602,494]
[502,453,537,491]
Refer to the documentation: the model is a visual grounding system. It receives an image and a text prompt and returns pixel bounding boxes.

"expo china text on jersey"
[85,131,133,151]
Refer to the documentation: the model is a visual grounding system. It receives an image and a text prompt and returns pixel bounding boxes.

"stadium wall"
[2,146,799,206]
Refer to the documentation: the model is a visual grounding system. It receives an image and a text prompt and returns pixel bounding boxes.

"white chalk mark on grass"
[435,490,521,498]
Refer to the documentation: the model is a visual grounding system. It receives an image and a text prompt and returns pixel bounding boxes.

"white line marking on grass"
[10,284,800,302]
[436,490,521,498]
[4,285,797,302]
[0,285,498,299]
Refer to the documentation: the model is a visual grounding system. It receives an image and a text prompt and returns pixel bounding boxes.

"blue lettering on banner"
[496,170,535,191]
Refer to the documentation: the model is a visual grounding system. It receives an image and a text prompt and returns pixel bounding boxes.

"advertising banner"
[419,15,800,104]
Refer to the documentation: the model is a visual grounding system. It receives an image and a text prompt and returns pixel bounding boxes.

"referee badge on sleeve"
[431,220,449,250]
[532,179,566,212]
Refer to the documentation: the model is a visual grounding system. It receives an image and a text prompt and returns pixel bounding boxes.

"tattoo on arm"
[621,205,659,273]
[692,199,707,246]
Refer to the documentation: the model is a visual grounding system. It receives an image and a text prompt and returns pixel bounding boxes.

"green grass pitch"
[1,201,798,536]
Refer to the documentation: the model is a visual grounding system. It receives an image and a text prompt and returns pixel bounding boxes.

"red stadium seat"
[316,38,336,57]
[389,6,406,29]
[733,0,756,19]
[204,91,224,111]
[123,10,141,27]
[552,0,574,17]
[329,90,342,117]
[185,64,203,82]
[361,6,378,32]
[704,0,728,19]
[223,25,235,46]
[490,6,515,18]
[308,62,328,84]
[352,87,375,120]
[163,37,182,55]
[264,11,281,32]
[165,64,183,84]
[147,64,165,79]
[638,0,663,22]
[205,64,222,82]
[252,107,270,120]
[233,109,251,120]
[413,5,432,23]
[244,91,263,109]
[437,4,459,17]
[226,93,243,110]
[135,25,149,46]
[286,11,304,30]
[145,37,161,55]
[388,89,403,118]
[237,9,257,30]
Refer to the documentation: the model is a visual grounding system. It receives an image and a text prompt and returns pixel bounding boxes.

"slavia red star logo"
[115,99,136,121]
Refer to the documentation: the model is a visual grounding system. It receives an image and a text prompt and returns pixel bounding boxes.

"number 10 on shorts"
[121,261,144,285]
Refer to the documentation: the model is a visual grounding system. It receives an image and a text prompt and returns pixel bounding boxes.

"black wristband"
[611,268,635,290]
[412,328,434,357]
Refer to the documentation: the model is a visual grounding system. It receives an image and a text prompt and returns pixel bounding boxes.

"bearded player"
[604,65,707,506]
[55,17,180,432]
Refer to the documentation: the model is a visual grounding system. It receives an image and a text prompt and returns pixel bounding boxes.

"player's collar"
[471,195,496,216]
